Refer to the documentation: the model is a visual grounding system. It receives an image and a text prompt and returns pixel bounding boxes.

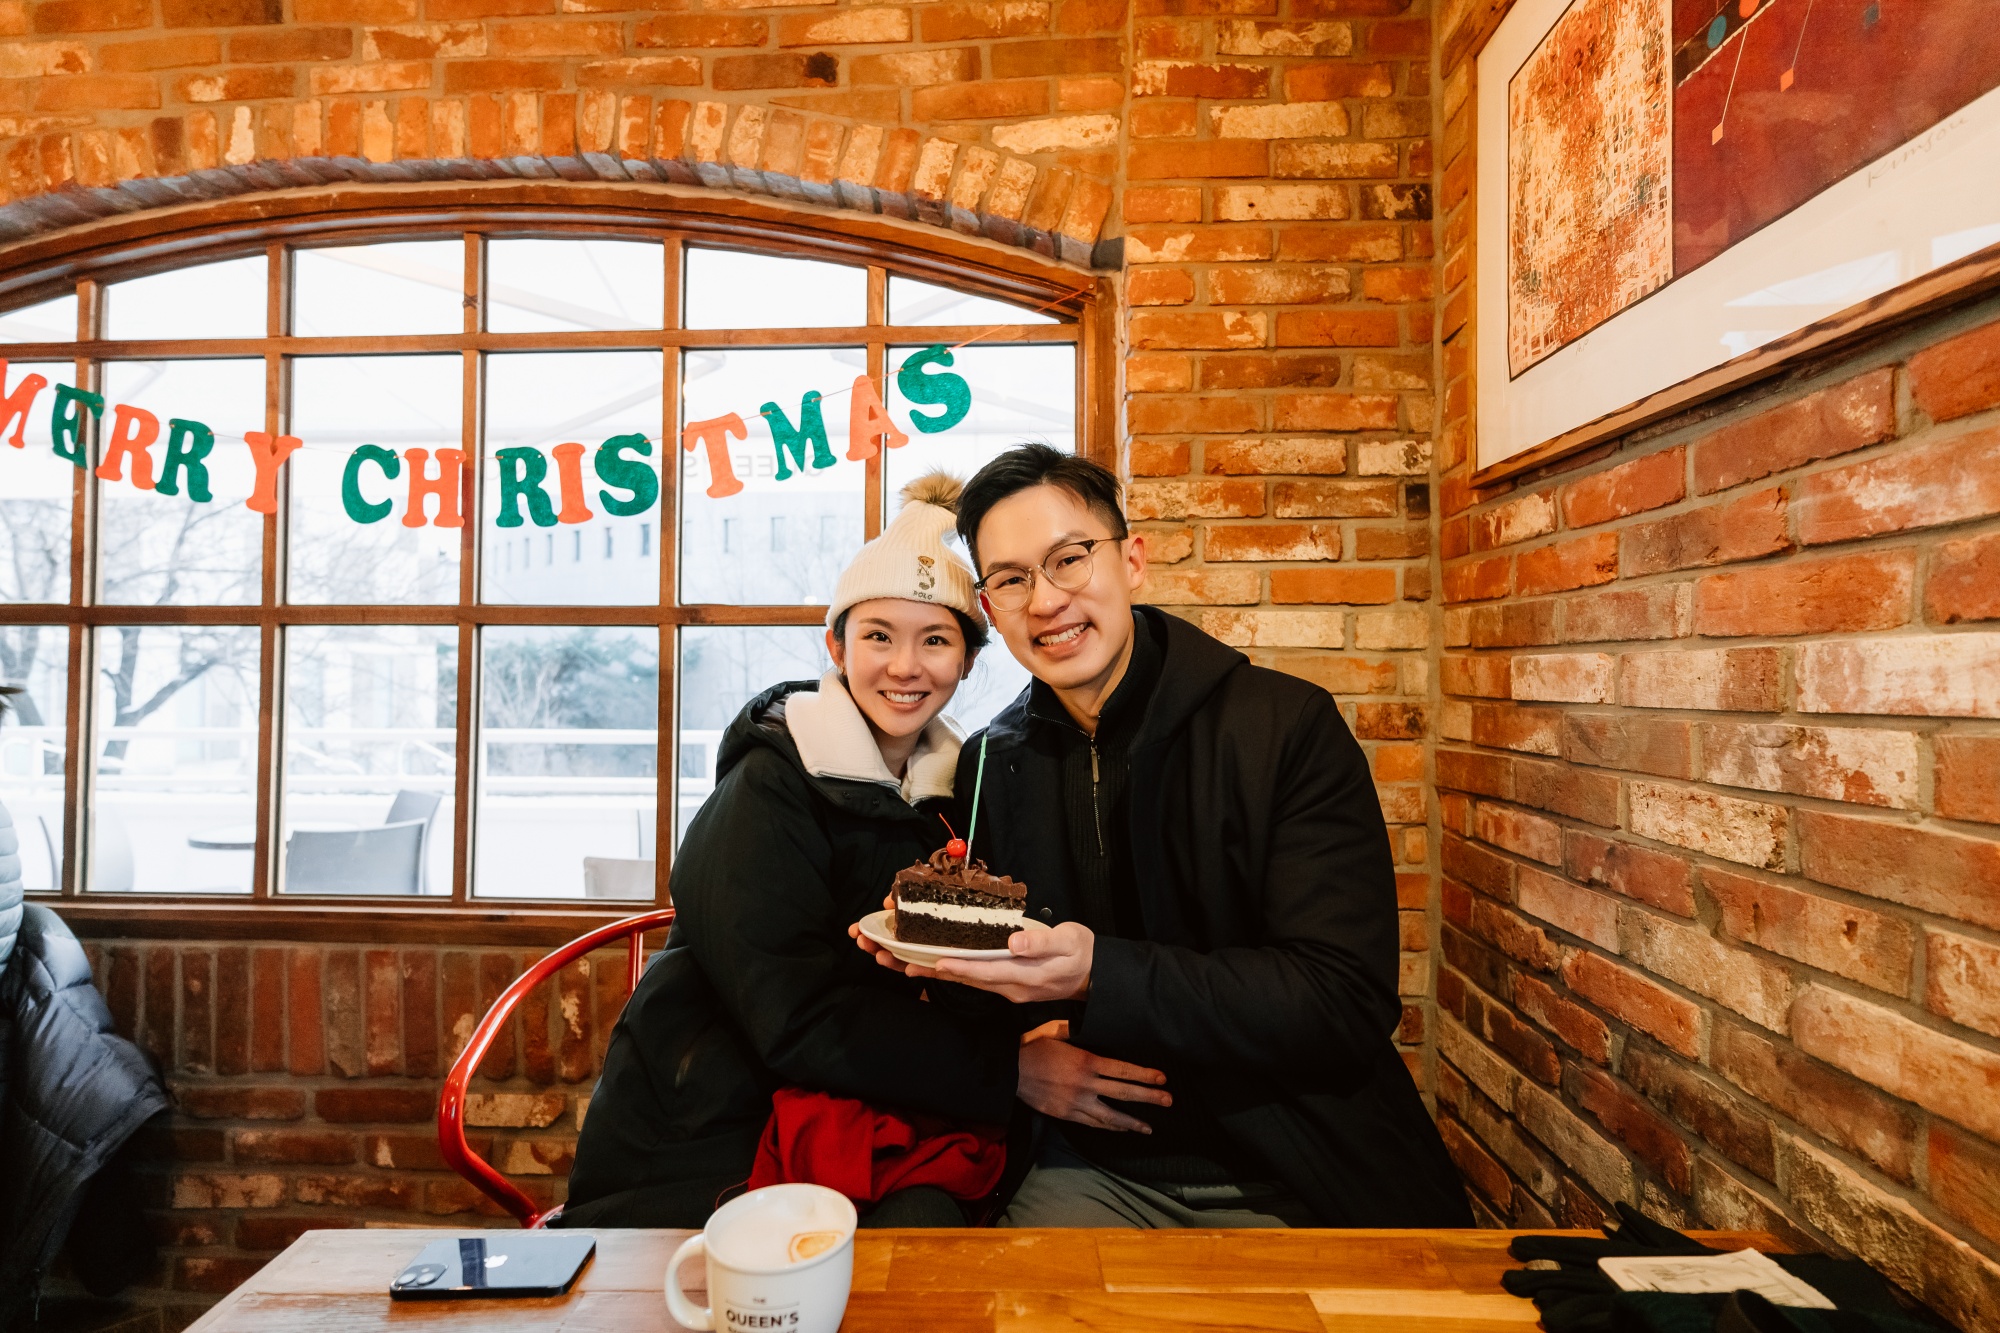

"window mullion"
[453,231,483,906]
[864,342,885,541]
[63,279,101,898]
[865,266,887,541]
[659,235,683,902]
[252,244,286,902]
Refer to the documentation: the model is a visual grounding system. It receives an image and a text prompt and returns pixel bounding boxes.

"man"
[864,443,1470,1229]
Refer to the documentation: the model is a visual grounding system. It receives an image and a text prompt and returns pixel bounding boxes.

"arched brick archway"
[0,94,1116,267]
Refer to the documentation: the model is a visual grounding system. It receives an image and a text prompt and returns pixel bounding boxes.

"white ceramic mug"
[665,1183,857,1333]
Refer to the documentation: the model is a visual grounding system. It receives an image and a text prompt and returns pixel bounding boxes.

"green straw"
[963,733,989,865]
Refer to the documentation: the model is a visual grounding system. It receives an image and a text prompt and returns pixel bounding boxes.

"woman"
[562,475,1022,1229]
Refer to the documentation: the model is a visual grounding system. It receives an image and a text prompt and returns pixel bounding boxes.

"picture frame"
[1472,0,2000,482]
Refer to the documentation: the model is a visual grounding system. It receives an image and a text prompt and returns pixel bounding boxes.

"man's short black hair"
[955,443,1128,571]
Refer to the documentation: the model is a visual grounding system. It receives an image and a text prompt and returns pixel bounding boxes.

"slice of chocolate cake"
[892,847,1027,949]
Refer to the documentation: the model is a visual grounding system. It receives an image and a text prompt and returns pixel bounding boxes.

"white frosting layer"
[896,901,1025,926]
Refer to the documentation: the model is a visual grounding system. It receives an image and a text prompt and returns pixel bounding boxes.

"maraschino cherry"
[938,816,967,862]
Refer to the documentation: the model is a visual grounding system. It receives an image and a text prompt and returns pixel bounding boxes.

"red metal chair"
[438,909,675,1228]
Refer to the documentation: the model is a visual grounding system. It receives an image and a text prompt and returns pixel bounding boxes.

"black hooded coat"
[963,608,1471,1227]
[562,681,1022,1227]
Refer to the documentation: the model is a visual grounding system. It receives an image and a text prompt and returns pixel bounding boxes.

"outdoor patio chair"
[384,789,443,892]
[285,821,425,895]
[582,856,657,900]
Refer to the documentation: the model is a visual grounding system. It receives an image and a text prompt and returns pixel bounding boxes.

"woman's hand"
[1016,1019,1169,1133]
[850,894,913,973]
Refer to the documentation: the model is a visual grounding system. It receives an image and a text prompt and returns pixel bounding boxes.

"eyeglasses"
[975,538,1118,613]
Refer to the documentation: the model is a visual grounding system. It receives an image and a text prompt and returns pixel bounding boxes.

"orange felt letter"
[0,360,48,448]
[681,414,746,499]
[549,441,595,524]
[242,431,302,514]
[402,447,466,528]
[845,374,907,461]
[96,403,162,490]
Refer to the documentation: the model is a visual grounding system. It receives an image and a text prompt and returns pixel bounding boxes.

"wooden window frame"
[0,183,1115,945]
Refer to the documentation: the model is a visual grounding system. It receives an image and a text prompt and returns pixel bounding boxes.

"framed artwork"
[1476,0,2000,477]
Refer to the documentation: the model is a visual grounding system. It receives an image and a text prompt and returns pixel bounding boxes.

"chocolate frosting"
[898,847,1028,901]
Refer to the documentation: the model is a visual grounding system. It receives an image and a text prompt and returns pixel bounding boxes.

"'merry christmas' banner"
[0,344,974,529]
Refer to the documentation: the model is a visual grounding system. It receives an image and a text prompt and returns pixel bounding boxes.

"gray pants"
[999,1131,1296,1229]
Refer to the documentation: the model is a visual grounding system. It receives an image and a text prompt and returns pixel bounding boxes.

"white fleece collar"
[785,670,962,806]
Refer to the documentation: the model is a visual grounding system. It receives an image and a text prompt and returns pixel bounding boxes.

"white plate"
[856,908,1046,967]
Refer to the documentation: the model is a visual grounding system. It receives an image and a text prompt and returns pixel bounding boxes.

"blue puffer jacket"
[0,799,21,969]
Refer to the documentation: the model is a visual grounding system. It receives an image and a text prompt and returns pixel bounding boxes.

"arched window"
[0,199,1104,925]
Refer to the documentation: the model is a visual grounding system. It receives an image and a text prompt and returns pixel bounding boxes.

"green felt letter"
[896,345,971,435]
[495,446,559,529]
[341,444,401,524]
[764,390,835,481]
[156,418,215,501]
[595,432,659,517]
[50,383,103,467]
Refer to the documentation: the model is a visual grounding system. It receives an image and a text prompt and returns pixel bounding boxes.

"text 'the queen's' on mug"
[665,1183,857,1333]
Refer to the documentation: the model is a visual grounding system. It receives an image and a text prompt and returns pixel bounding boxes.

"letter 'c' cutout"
[341,444,401,524]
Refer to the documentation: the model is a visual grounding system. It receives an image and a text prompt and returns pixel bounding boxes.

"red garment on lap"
[747,1087,1006,1204]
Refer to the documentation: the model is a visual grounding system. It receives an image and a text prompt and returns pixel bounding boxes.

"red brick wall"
[1434,5,2000,1324]
[79,938,625,1325]
[1113,1,1441,1083]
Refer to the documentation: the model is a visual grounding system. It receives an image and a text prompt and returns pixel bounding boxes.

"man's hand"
[1016,1020,1169,1133]
[921,921,1094,1002]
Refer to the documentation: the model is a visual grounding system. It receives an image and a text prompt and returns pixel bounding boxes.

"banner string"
[152,282,1093,451]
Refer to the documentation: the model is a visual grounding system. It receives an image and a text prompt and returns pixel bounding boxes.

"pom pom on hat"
[898,471,963,512]
[825,470,983,631]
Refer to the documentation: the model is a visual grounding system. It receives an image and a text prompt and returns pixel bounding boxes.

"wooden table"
[186,1227,1780,1332]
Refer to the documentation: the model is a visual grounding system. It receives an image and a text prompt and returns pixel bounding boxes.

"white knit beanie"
[825,472,984,631]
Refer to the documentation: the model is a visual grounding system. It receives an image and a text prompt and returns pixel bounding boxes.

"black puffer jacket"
[0,905,169,1325]
[562,681,1022,1227]
[963,608,1472,1227]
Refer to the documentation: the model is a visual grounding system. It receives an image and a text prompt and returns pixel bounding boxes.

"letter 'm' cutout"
[495,446,558,529]
[0,361,48,448]
[401,447,466,528]
[96,403,162,490]
[596,433,661,516]
[549,442,594,524]
[341,444,400,523]
[764,391,835,481]
[896,345,972,435]
[50,383,103,467]
[845,375,907,461]
[680,416,746,499]
[157,419,215,501]
[243,431,302,515]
